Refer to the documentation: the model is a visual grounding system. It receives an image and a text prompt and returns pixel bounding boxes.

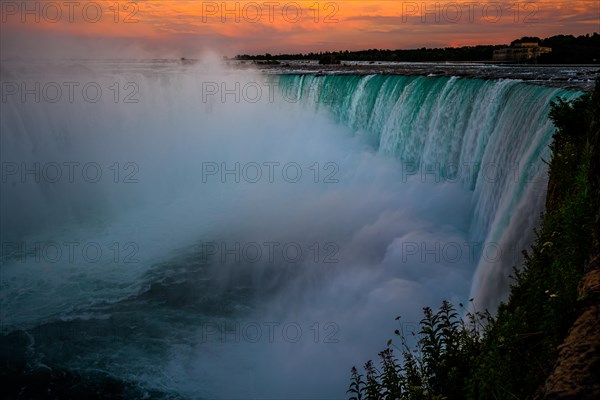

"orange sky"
[1,1,598,58]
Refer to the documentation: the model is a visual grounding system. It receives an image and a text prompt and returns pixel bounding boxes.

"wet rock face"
[536,112,600,400]
[535,291,600,399]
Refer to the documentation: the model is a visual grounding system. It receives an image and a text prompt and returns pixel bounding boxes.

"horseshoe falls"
[0,61,582,399]
[277,73,583,312]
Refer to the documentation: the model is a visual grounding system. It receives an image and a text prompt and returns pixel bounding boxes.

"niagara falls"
[1,2,599,400]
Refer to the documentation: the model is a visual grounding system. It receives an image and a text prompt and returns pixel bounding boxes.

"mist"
[0,57,482,397]
[0,56,579,397]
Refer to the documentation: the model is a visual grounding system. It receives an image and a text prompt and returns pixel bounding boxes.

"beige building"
[493,42,552,62]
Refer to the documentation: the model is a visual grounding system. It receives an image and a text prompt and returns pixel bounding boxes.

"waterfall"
[0,61,583,397]
[276,74,581,311]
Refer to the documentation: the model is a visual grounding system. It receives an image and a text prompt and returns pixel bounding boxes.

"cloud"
[1,0,597,57]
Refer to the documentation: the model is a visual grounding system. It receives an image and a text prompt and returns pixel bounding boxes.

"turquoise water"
[275,74,581,310]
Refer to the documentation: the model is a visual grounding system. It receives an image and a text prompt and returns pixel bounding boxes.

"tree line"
[235,33,600,64]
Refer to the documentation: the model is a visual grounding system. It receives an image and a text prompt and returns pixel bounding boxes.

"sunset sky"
[1,0,598,58]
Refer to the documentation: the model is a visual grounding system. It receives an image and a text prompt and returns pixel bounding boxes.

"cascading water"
[0,60,582,398]
[276,73,582,311]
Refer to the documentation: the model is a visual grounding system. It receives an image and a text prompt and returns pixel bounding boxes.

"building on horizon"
[492,42,552,63]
